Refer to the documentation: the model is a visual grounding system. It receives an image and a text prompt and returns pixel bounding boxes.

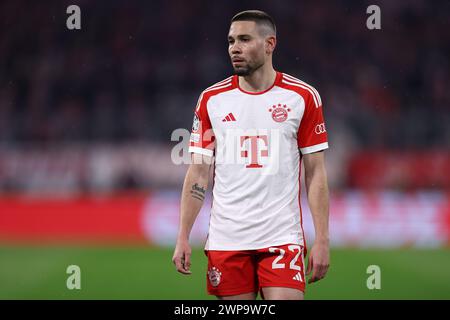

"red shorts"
[205,243,306,297]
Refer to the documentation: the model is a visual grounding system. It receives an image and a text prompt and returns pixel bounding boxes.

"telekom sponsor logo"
[171,128,281,171]
[240,135,269,168]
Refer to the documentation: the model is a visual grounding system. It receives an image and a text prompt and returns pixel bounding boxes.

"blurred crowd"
[0,0,449,150]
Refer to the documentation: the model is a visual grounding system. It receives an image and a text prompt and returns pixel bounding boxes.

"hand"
[172,239,192,275]
[306,241,330,284]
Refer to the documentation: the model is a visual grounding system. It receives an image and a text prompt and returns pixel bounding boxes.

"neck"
[238,62,276,93]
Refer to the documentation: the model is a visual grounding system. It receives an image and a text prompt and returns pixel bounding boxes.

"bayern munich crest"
[207,267,222,287]
[269,104,291,122]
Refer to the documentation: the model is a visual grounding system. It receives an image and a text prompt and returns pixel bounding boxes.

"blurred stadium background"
[0,0,449,299]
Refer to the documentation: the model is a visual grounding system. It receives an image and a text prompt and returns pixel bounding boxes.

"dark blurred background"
[0,0,449,299]
[0,0,449,193]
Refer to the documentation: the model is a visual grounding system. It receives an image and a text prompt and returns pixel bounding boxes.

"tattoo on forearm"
[190,183,206,201]
[191,194,204,201]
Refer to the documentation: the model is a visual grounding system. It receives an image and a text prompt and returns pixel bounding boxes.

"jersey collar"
[234,71,282,95]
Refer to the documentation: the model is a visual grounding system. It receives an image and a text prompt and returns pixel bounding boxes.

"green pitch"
[0,246,449,299]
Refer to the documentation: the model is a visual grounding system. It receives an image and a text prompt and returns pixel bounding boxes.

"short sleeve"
[188,93,215,157]
[297,90,329,155]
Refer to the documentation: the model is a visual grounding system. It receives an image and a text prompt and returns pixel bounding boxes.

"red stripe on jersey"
[206,80,232,91]
[191,80,236,151]
[278,79,315,107]
[229,113,236,121]
[195,83,234,112]
[209,76,233,88]
[282,79,319,108]
[282,74,321,107]
[204,78,233,92]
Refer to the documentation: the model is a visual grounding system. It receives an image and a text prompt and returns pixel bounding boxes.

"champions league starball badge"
[192,114,200,132]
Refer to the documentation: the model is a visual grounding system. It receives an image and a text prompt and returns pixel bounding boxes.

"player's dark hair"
[231,10,276,36]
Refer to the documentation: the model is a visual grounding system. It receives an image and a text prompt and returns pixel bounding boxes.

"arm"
[172,153,212,274]
[303,150,330,283]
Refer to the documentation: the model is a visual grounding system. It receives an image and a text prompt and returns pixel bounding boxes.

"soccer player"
[172,10,330,300]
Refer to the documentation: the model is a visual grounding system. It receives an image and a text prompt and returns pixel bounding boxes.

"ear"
[265,36,277,55]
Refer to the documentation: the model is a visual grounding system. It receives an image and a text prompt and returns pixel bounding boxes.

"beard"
[232,59,264,76]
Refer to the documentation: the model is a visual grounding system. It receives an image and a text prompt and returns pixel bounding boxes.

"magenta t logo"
[240,135,269,168]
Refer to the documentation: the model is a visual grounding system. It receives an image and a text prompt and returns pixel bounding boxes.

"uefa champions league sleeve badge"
[192,114,200,132]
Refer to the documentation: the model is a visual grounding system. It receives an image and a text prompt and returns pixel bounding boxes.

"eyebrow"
[228,34,252,40]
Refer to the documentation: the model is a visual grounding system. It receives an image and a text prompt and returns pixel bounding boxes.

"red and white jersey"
[189,71,328,250]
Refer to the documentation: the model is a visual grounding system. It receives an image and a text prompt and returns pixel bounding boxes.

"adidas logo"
[222,113,236,122]
[293,272,303,282]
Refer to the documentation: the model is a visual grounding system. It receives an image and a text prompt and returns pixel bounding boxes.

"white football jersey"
[189,72,328,251]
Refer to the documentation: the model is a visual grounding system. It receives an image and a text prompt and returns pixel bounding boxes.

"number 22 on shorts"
[269,245,304,280]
